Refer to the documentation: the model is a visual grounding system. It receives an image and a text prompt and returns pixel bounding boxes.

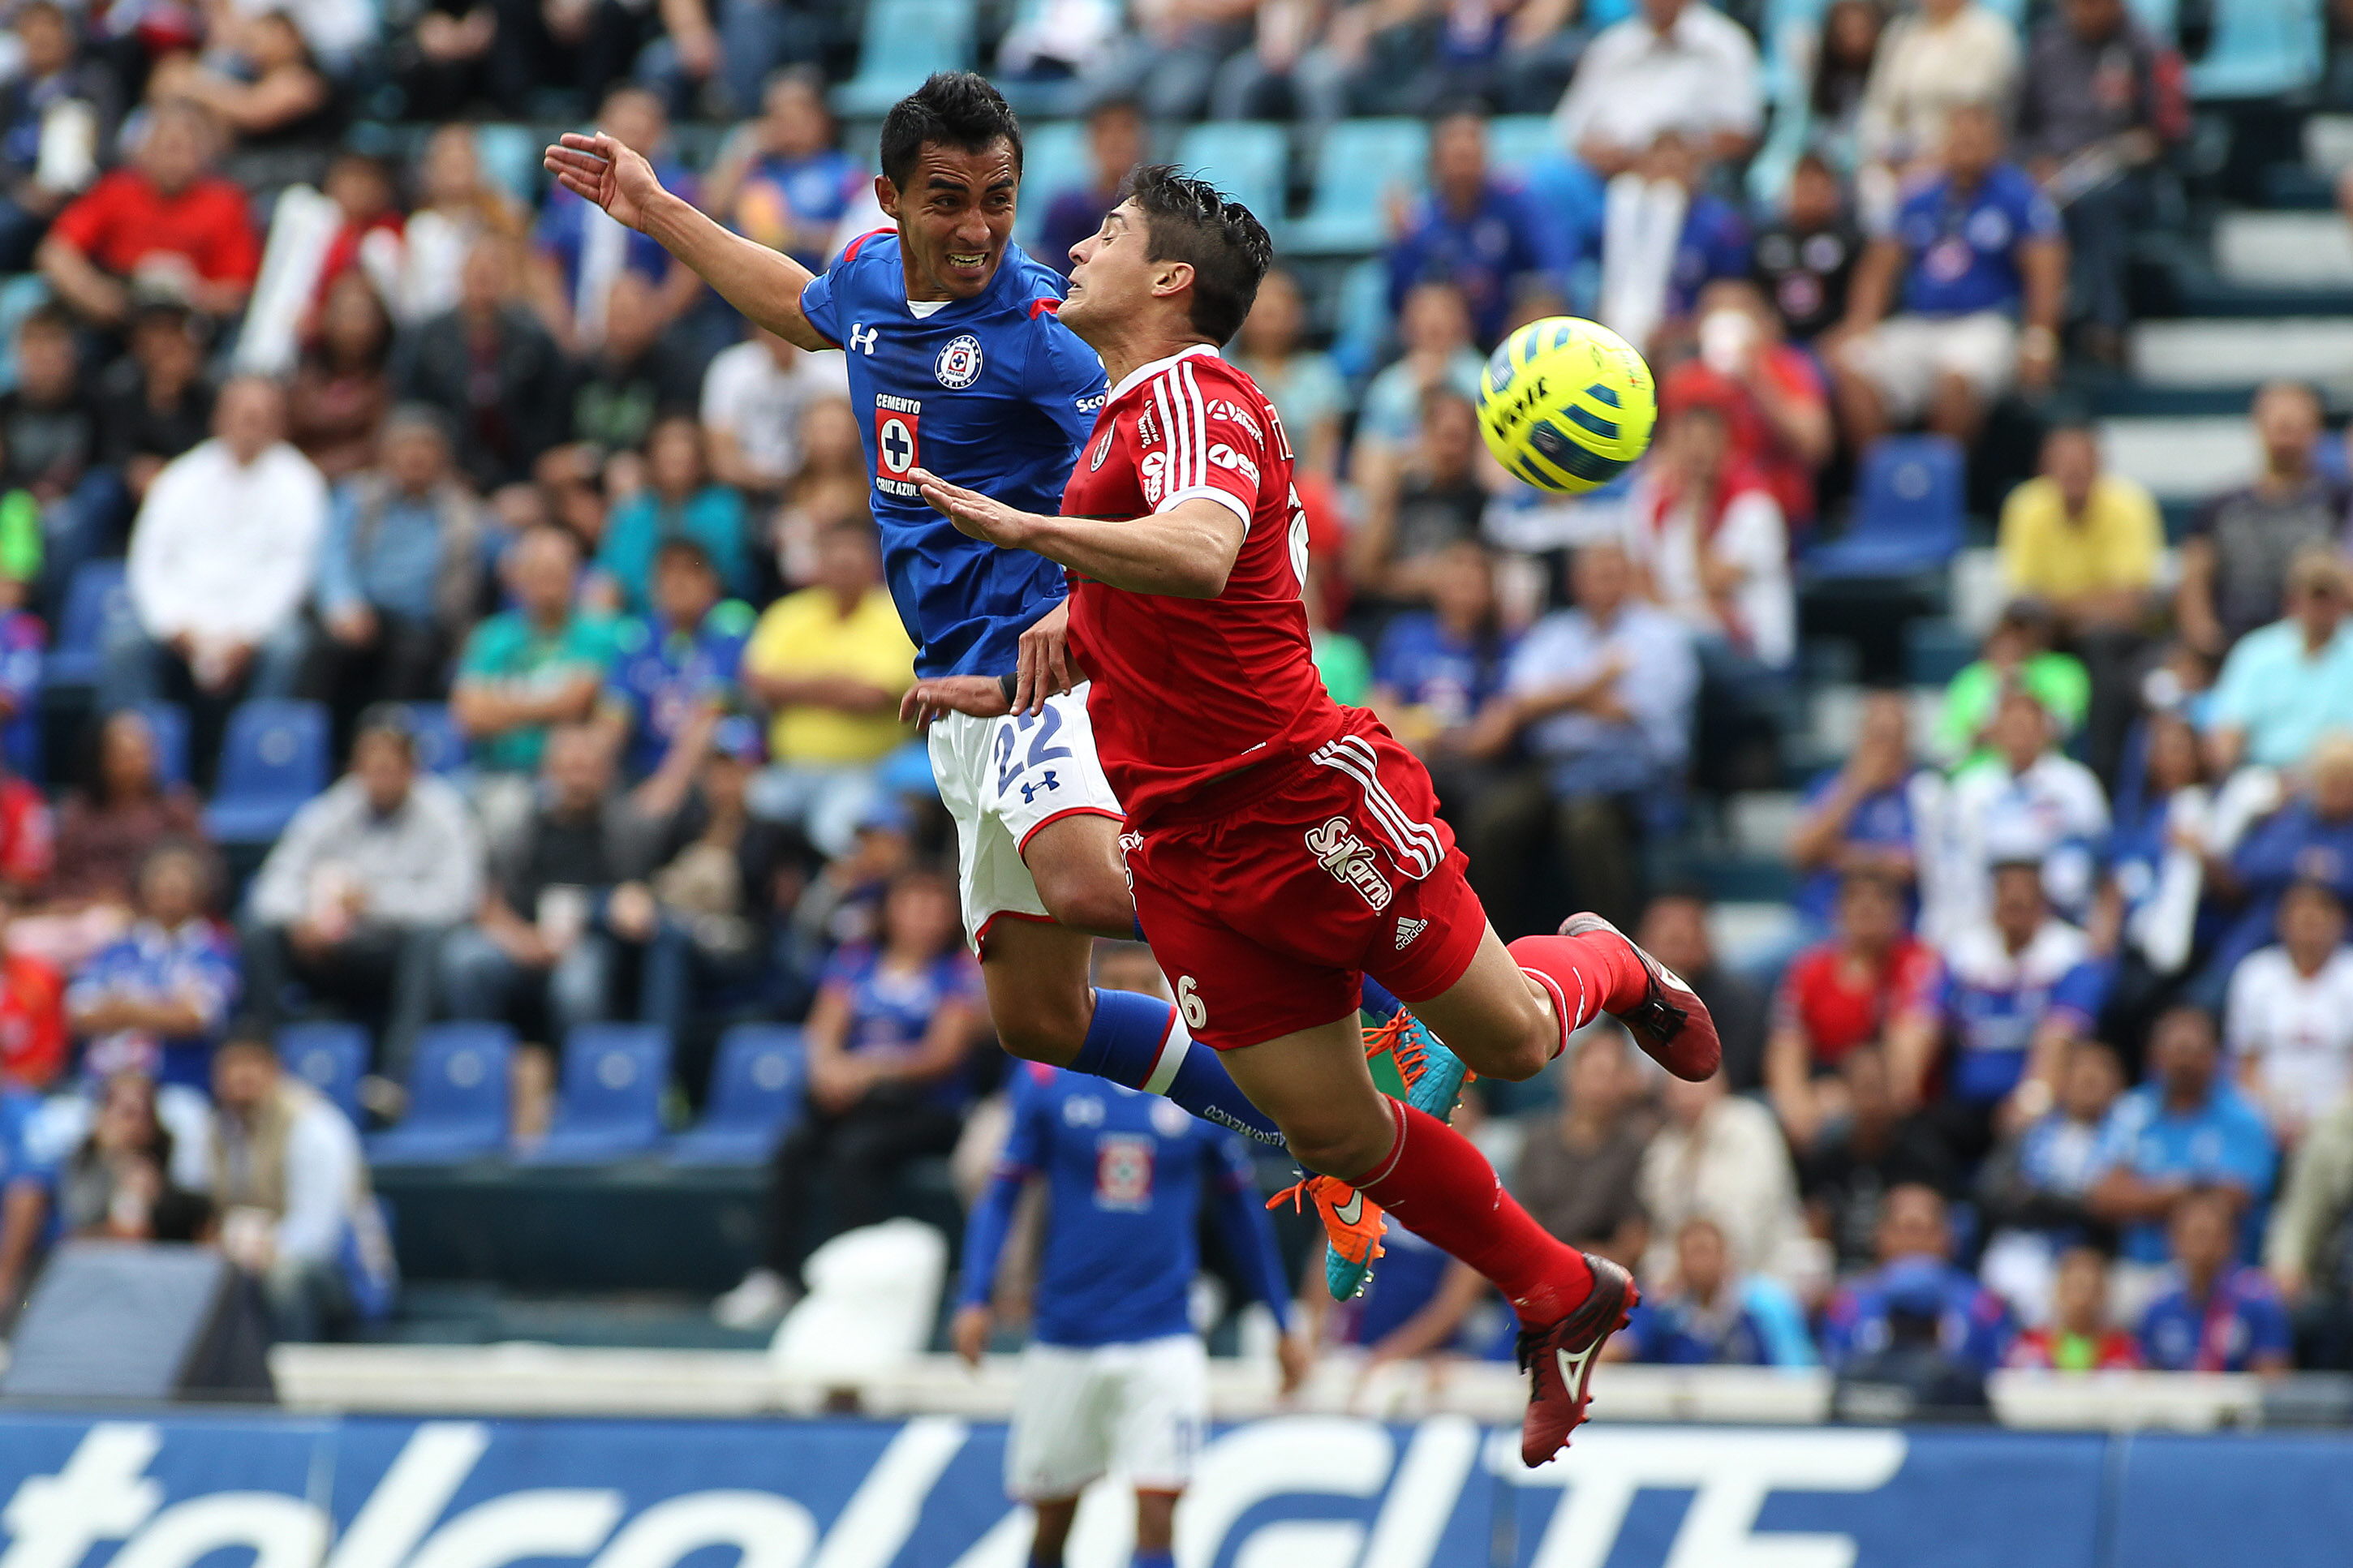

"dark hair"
[653,535,718,578]
[353,702,419,761]
[1123,165,1273,345]
[18,302,74,340]
[880,72,1023,191]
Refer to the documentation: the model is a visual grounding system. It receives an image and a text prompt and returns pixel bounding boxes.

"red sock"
[1349,1101,1594,1325]
[1508,931,1650,1048]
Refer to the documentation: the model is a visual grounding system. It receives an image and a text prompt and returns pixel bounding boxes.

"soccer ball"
[1476,316,1657,494]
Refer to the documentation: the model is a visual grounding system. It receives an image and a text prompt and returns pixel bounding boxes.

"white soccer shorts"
[1004,1333,1209,1501]
[928,681,1124,948]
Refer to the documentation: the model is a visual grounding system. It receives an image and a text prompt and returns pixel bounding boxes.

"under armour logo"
[847,323,879,354]
[1396,917,1427,950]
[1019,770,1061,804]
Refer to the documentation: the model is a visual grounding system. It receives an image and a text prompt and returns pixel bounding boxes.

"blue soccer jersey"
[798,231,1108,678]
[959,1063,1291,1349]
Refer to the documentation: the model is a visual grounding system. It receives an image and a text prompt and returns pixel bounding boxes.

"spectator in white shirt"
[2227,880,2353,1145]
[1856,0,2020,179]
[1624,402,1796,671]
[1924,686,2110,943]
[106,376,326,786]
[1551,0,1763,178]
[207,1036,378,1340]
[1640,1067,1824,1294]
[699,321,850,501]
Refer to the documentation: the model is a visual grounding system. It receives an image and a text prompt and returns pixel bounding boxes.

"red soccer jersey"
[1061,346,1345,825]
[1772,934,1940,1069]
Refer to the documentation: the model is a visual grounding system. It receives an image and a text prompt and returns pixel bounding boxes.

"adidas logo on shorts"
[1395,917,1428,950]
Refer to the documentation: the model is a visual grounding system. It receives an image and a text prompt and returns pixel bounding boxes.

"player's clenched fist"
[910,467,1037,550]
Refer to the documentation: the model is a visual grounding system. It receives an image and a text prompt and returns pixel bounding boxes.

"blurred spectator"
[599,539,752,786]
[2200,547,2353,777]
[94,303,216,519]
[2266,1091,2353,1368]
[721,868,982,1319]
[393,127,531,326]
[1930,688,2108,935]
[1770,872,1938,1149]
[1638,889,1769,1092]
[1095,0,1260,122]
[309,153,405,314]
[1834,103,2064,448]
[1624,401,1796,677]
[28,711,208,970]
[0,887,66,1092]
[1799,0,1886,167]
[440,724,634,1042]
[208,1037,378,1342]
[1231,267,1345,479]
[0,0,118,272]
[110,377,325,786]
[2099,710,2212,1033]
[771,397,873,582]
[1370,541,1516,810]
[452,524,617,792]
[2089,1006,2276,1278]
[1977,1038,2125,1318]
[2015,0,2185,362]
[149,11,338,196]
[1465,542,1698,932]
[1803,1046,1958,1274]
[1353,282,1485,505]
[1821,1184,2014,1373]
[1513,1025,1654,1260]
[288,272,396,482]
[701,69,862,273]
[1932,601,2090,770]
[0,303,100,590]
[2174,382,2342,659]
[531,88,703,350]
[67,842,235,1095]
[0,1080,50,1309]
[600,415,752,613]
[741,521,914,858]
[395,0,500,120]
[58,1070,207,1242]
[1306,558,1371,705]
[2137,1185,2292,1373]
[0,752,49,908]
[2204,736,2353,989]
[1386,108,1550,349]
[394,234,573,492]
[37,101,259,330]
[1639,1068,1817,1291]
[247,0,381,72]
[1894,858,2108,1162]
[2004,1244,2140,1368]
[1659,278,1834,528]
[1854,0,2018,178]
[1351,389,1490,606]
[2226,881,2353,1145]
[1596,130,1752,358]
[1039,97,1145,277]
[1790,690,1922,930]
[1551,0,1763,178]
[700,323,850,500]
[1611,1214,1817,1365]
[562,269,703,459]
[312,406,487,751]
[1751,153,1862,345]
[244,710,484,1077]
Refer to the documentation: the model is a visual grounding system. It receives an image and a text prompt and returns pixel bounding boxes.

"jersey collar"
[1108,342,1222,403]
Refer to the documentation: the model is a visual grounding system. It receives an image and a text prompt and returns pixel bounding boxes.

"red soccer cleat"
[1515,1253,1637,1467]
[1559,913,1722,1081]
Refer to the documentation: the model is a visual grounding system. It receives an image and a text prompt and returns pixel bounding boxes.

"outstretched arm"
[543,131,835,351]
[910,468,1246,599]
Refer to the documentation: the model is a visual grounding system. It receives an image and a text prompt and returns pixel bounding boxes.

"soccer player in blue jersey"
[542,75,1284,1158]
[954,1038,1308,1568]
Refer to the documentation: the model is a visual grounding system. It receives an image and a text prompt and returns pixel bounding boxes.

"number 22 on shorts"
[993,703,1074,797]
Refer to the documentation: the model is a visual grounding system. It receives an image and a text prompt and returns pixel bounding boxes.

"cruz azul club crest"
[934,333,984,389]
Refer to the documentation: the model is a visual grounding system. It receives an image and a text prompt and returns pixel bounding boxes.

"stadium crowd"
[0,0,2345,1394]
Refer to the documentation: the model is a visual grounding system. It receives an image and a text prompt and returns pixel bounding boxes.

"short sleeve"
[454,618,504,680]
[1149,364,1267,531]
[799,267,844,350]
[1032,317,1111,453]
[46,178,112,253]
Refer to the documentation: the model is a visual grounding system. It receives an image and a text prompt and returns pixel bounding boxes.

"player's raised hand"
[910,467,1035,549]
[900,675,1012,728]
[951,1304,992,1368]
[1013,599,1086,715]
[543,131,664,232]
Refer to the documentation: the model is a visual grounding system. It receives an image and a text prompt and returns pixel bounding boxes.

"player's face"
[882,139,1020,301]
[1061,200,1155,337]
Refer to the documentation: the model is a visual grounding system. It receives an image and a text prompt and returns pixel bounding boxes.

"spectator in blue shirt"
[699,69,862,273]
[1386,108,1552,349]
[530,86,700,351]
[2090,1006,2278,1268]
[1611,1215,1818,1367]
[65,841,238,1094]
[596,415,752,616]
[596,538,755,783]
[2201,734,2353,998]
[1036,97,1145,281]
[0,1081,56,1312]
[2138,1185,2294,1373]
[1834,102,2067,448]
[1822,1183,2015,1375]
[1787,689,1921,933]
[1371,541,1516,814]
[2200,548,2353,777]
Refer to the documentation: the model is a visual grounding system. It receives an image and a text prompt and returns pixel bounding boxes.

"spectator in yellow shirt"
[1997,422,2164,782]
[740,521,916,856]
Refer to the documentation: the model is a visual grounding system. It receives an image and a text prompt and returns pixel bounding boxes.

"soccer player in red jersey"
[904,167,1724,1466]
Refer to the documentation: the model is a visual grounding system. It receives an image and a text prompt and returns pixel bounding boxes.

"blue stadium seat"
[518,1024,671,1164]
[471,124,542,206]
[1015,120,1087,249]
[669,1025,806,1166]
[43,561,129,690]
[1173,122,1290,236]
[203,700,329,845]
[834,0,977,118]
[1486,115,1560,178]
[1291,119,1429,256]
[132,702,190,787]
[280,1020,368,1123]
[1805,436,1965,579]
[2187,0,2321,98]
[404,702,464,776]
[366,1023,514,1165]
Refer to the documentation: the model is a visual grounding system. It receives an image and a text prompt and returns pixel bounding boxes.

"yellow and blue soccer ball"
[1476,316,1656,493]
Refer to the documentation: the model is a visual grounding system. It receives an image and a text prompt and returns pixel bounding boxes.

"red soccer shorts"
[1125,711,1488,1051]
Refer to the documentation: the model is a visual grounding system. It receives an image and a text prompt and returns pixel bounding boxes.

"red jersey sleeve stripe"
[1181,361,1210,492]
[840,226,894,263]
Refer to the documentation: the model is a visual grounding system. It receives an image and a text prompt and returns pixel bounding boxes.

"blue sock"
[1072,989,1284,1146]
[1360,976,1407,1020]
[1132,1554,1175,1568]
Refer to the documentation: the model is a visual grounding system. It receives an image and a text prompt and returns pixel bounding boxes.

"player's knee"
[1483,993,1558,1083]
[1038,882,1133,940]
[994,999,1090,1067]
[1284,1117,1394,1182]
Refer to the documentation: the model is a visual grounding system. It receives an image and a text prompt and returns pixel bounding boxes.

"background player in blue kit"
[953,951,1309,1568]
[543,76,1292,1180]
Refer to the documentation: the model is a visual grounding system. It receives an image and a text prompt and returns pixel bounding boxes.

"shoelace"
[1362,1010,1479,1089]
